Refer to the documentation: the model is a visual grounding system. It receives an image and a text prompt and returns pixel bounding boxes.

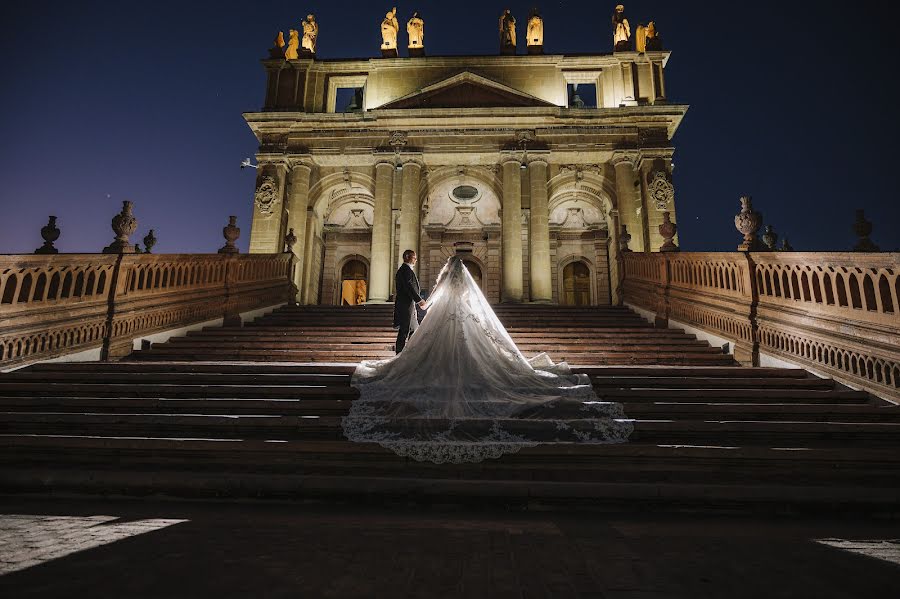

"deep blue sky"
[1,1,898,254]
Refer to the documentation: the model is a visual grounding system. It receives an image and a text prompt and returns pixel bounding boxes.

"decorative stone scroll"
[647,170,674,210]
[254,176,279,216]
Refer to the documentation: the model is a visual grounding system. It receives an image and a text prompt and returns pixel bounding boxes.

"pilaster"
[501,155,524,302]
[285,157,313,302]
[397,159,423,265]
[248,159,289,254]
[527,156,552,302]
[612,153,645,253]
[368,159,395,302]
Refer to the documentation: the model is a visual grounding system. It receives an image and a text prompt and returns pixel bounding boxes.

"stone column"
[527,158,552,302]
[397,161,422,264]
[248,161,288,253]
[613,154,645,252]
[300,209,317,304]
[501,157,524,302]
[368,160,394,302]
[285,160,312,302]
[607,209,622,305]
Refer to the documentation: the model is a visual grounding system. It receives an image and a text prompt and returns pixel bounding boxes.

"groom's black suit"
[393,262,424,354]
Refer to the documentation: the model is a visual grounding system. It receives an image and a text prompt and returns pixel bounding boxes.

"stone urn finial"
[734,195,762,252]
[218,216,240,254]
[619,224,632,253]
[143,229,157,254]
[284,227,298,253]
[852,209,880,252]
[35,215,60,254]
[658,211,679,252]
[103,201,138,254]
[762,224,778,251]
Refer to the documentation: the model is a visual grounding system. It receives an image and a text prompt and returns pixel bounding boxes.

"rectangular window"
[567,83,597,108]
[335,87,364,112]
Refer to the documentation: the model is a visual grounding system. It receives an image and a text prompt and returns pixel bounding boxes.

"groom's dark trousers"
[393,262,424,354]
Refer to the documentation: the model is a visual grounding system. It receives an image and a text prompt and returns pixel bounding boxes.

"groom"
[393,249,426,354]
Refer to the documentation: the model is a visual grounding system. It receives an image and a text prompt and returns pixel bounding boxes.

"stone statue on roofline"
[407,11,425,56]
[269,31,285,58]
[635,24,646,52]
[612,4,631,52]
[526,8,544,54]
[645,21,662,51]
[381,7,400,57]
[285,29,299,60]
[499,9,517,55]
[301,14,318,56]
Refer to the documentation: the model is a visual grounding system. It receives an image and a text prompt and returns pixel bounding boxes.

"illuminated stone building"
[244,49,684,305]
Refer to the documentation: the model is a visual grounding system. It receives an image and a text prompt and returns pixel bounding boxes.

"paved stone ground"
[0,497,898,598]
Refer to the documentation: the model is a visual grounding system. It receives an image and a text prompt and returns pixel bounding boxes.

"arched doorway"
[562,261,591,306]
[460,258,483,289]
[340,259,368,305]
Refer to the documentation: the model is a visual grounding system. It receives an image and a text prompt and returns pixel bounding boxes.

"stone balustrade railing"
[0,253,295,368]
[622,251,900,401]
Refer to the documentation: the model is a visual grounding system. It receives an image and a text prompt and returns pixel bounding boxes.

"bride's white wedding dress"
[341,256,633,464]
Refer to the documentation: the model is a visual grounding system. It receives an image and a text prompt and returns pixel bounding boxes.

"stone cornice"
[260,51,672,72]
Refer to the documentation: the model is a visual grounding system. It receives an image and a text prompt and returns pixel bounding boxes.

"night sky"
[1,1,897,254]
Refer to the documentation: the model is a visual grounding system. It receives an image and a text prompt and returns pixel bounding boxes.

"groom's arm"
[399,267,424,302]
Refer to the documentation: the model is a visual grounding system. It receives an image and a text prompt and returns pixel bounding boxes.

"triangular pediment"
[377,71,557,110]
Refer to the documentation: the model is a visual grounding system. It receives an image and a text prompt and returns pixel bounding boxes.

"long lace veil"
[341,256,633,463]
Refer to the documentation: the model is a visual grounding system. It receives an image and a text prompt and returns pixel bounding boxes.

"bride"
[341,255,633,464]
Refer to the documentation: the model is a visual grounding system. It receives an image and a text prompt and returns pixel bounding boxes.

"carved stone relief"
[254,176,279,216]
[647,170,675,210]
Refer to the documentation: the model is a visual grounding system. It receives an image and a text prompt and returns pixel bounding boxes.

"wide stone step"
[0,397,892,422]
[597,388,869,402]
[589,376,834,389]
[155,340,714,353]
[623,403,900,422]
[182,331,700,343]
[0,382,358,399]
[3,412,899,446]
[25,361,359,375]
[0,372,353,385]
[0,372,830,391]
[3,435,900,489]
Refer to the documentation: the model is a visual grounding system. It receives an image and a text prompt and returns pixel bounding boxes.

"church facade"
[244,49,685,305]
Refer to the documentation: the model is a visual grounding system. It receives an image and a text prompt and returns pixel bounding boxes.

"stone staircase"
[1,305,898,511]
[133,304,734,365]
